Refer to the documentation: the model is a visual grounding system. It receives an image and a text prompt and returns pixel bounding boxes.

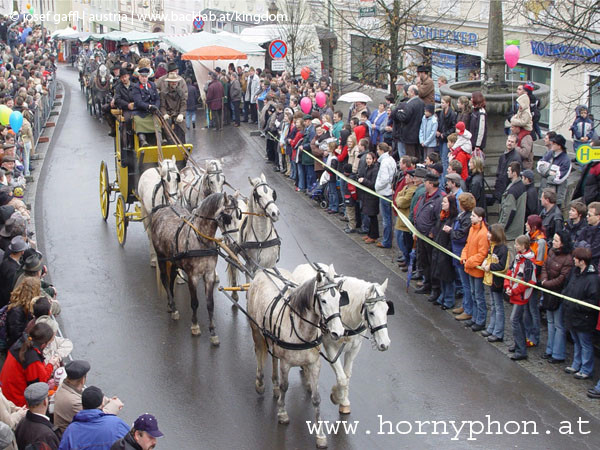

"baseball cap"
[134,414,164,438]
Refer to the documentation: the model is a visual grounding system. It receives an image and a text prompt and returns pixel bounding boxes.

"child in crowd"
[449,122,472,180]
[482,224,509,342]
[419,104,438,157]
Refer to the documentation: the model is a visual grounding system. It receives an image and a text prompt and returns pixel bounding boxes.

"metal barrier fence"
[32,74,58,146]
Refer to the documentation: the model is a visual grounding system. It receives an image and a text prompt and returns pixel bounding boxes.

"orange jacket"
[460,222,490,278]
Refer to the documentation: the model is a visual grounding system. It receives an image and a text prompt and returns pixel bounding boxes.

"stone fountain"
[439,0,550,176]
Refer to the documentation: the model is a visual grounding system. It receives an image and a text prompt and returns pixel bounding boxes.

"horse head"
[204,159,225,195]
[159,156,181,203]
[248,173,280,222]
[98,64,108,84]
[361,279,392,351]
[218,191,247,242]
[314,264,345,341]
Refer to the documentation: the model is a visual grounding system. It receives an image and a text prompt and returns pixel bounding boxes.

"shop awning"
[161,33,265,56]
[79,31,163,43]
[182,46,248,61]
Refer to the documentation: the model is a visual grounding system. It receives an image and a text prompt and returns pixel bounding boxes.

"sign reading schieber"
[576,145,600,165]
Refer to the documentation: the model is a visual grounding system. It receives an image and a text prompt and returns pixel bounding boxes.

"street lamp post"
[268,0,278,22]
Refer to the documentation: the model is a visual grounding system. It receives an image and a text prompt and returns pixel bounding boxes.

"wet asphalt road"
[35,67,600,449]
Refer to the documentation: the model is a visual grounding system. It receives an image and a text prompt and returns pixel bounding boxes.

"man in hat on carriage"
[132,66,160,148]
[112,67,136,147]
[156,62,187,99]
[116,38,140,68]
[160,70,187,144]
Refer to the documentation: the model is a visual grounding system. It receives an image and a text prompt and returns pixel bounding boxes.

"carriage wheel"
[115,194,128,246]
[99,161,110,221]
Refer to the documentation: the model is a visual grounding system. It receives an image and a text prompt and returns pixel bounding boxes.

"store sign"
[530,40,600,64]
[412,26,478,47]
[359,6,376,17]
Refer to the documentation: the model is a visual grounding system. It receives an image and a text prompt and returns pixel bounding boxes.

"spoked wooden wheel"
[115,194,128,246]
[99,161,110,221]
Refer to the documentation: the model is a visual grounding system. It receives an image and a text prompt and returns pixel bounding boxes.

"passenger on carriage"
[131,67,160,148]
[159,72,186,144]
[115,39,140,68]
[112,68,135,145]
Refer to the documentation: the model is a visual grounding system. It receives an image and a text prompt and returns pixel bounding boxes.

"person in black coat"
[0,236,27,308]
[393,86,425,158]
[358,152,380,242]
[562,247,600,378]
[15,382,60,450]
[131,67,160,147]
[431,194,458,308]
[522,169,539,219]
[492,135,522,203]
[437,96,457,173]
[573,160,600,205]
[467,156,486,210]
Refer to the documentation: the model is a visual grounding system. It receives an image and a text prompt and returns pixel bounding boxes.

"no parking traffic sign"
[193,16,205,31]
[269,40,287,59]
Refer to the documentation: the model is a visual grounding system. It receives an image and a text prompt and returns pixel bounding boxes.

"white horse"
[226,174,280,299]
[137,156,182,266]
[292,263,392,415]
[181,159,225,210]
[247,264,346,449]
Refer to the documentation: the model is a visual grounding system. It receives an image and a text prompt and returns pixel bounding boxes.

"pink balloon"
[300,97,312,114]
[315,91,327,108]
[504,45,520,69]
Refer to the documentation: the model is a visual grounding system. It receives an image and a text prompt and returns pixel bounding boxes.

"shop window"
[350,35,388,90]
[506,64,551,128]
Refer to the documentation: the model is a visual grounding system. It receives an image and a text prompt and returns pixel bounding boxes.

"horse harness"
[239,182,281,253]
[341,282,395,337]
[151,166,180,208]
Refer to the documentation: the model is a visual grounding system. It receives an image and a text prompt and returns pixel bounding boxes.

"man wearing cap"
[0,235,27,307]
[54,360,91,434]
[159,70,187,143]
[416,65,435,105]
[522,169,539,219]
[111,414,164,450]
[132,67,160,148]
[536,133,572,208]
[116,39,140,67]
[15,382,59,449]
[445,173,463,208]
[59,386,129,450]
[206,72,225,131]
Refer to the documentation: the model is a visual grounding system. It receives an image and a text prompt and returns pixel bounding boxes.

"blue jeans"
[469,275,486,325]
[185,110,196,129]
[440,141,449,187]
[395,141,406,157]
[290,160,297,182]
[510,303,527,357]
[297,164,307,191]
[379,196,393,247]
[523,290,541,345]
[396,229,408,260]
[570,330,594,375]
[455,262,473,315]
[437,280,455,308]
[232,100,240,125]
[328,179,338,211]
[545,303,565,360]
[487,290,505,339]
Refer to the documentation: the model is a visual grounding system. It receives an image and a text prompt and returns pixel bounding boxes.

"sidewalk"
[239,121,600,422]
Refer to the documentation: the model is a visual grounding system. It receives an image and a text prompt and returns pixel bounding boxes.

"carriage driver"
[132,67,160,148]
[160,71,187,144]
[111,68,135,146]
[104,63,123,137]
[116,38,140,69]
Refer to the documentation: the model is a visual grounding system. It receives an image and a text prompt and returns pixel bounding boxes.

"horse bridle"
[252,182,277,214]
[161,164,181,199]
[358,286,395,334]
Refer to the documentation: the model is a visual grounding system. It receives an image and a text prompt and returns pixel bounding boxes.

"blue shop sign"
[530,40,600,63]
[412,26,478,47]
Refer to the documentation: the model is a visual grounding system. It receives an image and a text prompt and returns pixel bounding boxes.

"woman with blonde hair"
[6,277,40,349]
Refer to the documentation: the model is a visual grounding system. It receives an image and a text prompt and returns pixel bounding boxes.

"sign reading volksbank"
[412,26,478,47]
[530,41,600,64]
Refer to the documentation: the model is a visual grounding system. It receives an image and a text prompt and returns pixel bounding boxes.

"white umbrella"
[337,92,373,103]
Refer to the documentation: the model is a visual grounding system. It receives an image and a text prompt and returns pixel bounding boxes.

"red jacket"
[503,250,536,305]
[354,124,367,142]
[451,147,471,180]
[0,344,53,407]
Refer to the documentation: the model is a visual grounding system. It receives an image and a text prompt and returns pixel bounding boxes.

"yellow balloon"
[0,106,12,126]
[26,3,31,9]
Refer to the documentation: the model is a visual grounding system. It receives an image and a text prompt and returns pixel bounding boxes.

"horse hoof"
[190,324,201,336]
[277,412,290,424]
[330,393,339,405]
[255,382,265,395]
[210,335,220,346]
[339,404,351,415]
[316,436,328,448]
[232,292,239,301]
[171,311,180,320]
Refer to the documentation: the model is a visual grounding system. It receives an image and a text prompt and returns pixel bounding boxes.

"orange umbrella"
[182,46,248,60]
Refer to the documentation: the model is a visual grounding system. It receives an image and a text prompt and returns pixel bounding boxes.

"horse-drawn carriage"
[98,109,192,245]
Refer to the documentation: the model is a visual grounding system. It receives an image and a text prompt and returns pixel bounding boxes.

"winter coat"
[469,108,487,150]
[206,79,224,111]
[391,96,409,141]
[578,223,600,267]
[245,74,260,102]
[0,257,19,308]
[515,129,534,170]
[529,229,547,278]
[417,77,435,105]
[186,83,199,110]
[160,87,186,118]
[540,248,573,310]
[570,115,594,141]
[113,81,134,111]
[15,410,59,450]
[460,221,489,278]
[368,110,388,146]
[540,205,563,244]
[0,389,24,431]
[538,150,571,186]
[0,339,53,407]
[467,173,486,209]
[562,264,599,333]
[450,210,471,256]
[374,152,396,196]
[454,130,472,154]
[487,243,509,292]
[394,96,425,145]
[414,188,444,235]
[301,125,316,166]
[360,162,380,216]
[504,250,536,305]
[310,131,332,172]
[229,79,242,102]
[494,149,522,202]
[419,114,438,148]
[6,306,32,349]
[59,409,129,450]
[573,161,600,204]
[431,214,457,282]
[498,179,527,240]
[524,183,539,219]
[456,110,471,131]
[111,432,142,450]
[437,107,457,143]
[394,183,417,231]
[54,380,84,434]
[565,219,587,244]
[451,147,471,181]
[131,81,159,118]
[510,94,533,131]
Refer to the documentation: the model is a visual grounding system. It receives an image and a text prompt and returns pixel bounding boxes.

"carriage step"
[45,122,56,127]
[53,102,62,106]
[55,94,63,99]
[38,136,50,143]
[49,111,59,116]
